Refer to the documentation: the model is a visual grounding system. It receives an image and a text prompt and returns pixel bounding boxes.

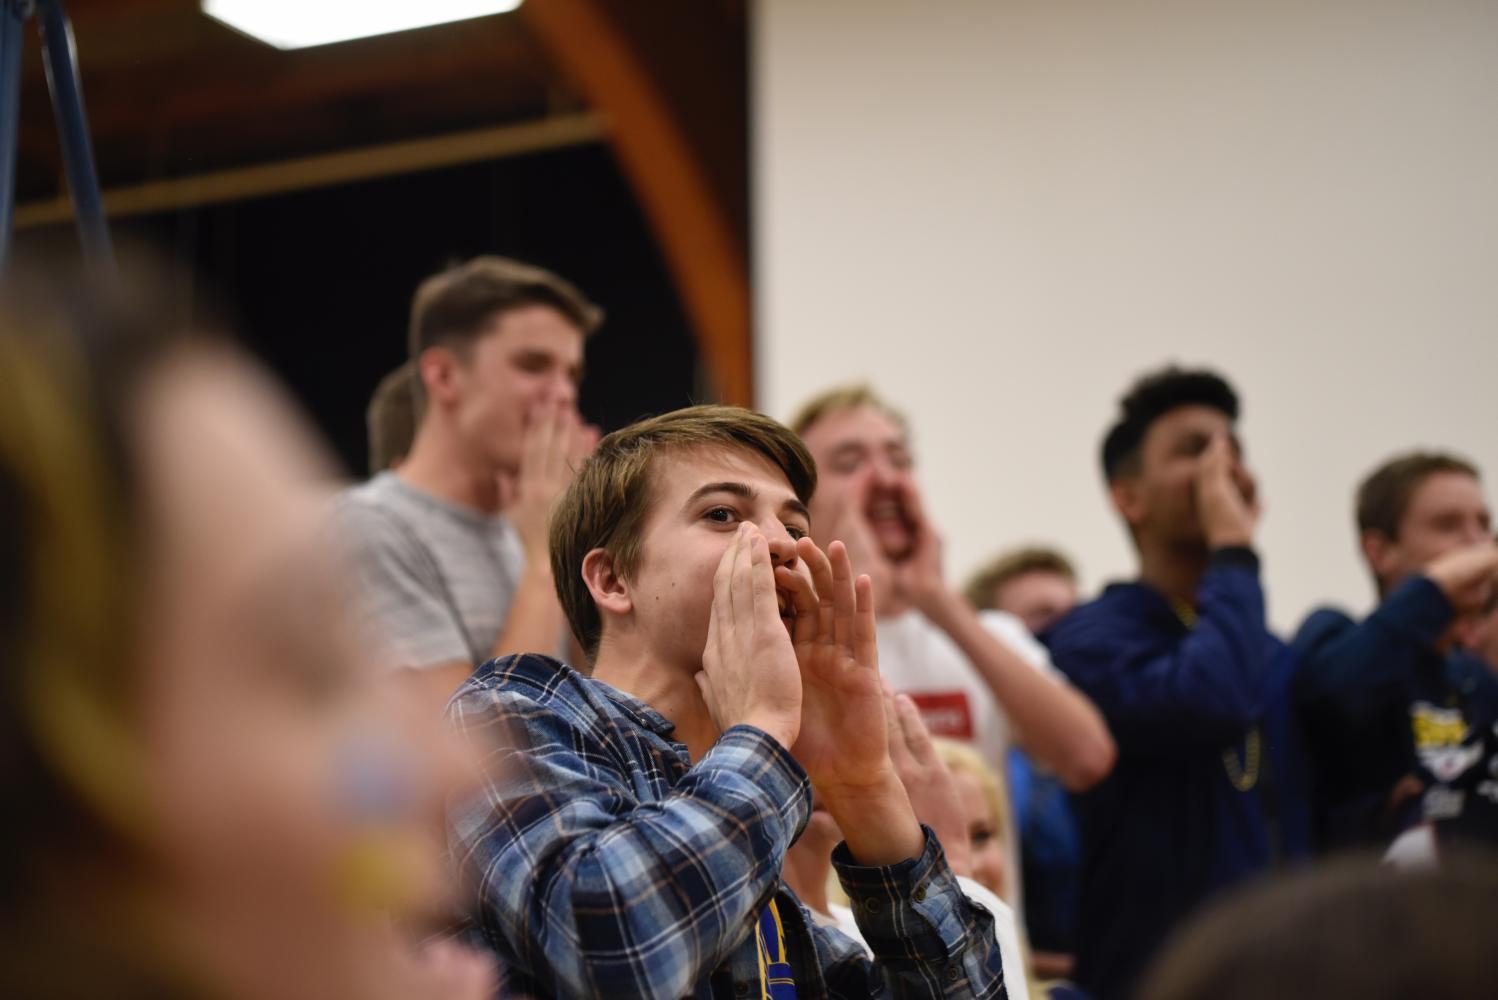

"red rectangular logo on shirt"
[904,690,974,741]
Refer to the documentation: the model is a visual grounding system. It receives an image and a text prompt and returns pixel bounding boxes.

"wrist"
[817,768,925,866]
[742,712,799,750]
[912,583,962,623]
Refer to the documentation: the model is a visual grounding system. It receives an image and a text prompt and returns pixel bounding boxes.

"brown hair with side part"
[963,547,1078,612]
[1357,451,1480,541]
[408,255,603,361]
[550,405,818,659]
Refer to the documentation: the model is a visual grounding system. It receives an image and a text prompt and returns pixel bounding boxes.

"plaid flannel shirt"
[447,654,1006,1000]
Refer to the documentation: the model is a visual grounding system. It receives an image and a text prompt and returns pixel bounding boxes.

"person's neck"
[590,639,721,762]
[397,420,502,515]
[782,836,837,916]
[1137,539,1210,608]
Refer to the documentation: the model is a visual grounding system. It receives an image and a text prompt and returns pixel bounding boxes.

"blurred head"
[409,256,600,475]
[1357,452,1489,597]
[790,384,918,561]
[365,361,422,473]
[1101,367,1247,553]
[963,547,1079,635]
[550,406,817,670]
[935,740,1010,901]
[1,266,472,999]
[1141,853,1498,1000]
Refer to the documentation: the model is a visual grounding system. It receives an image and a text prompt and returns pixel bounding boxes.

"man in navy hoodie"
[1044,367,1309,1000]
[1293,452,1498,854]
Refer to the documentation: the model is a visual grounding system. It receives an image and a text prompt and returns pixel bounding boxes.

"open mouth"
[865,496,906,527]
[776,589,796,627]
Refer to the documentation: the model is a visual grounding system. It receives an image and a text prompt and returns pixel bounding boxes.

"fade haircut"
[408,255,602,361]
[787,383,910,440]
[550,405,818,659]
[963,546,1078,612]
[1356,451,1480,541]
[365,361,422,474]
[1101,366,1239,481]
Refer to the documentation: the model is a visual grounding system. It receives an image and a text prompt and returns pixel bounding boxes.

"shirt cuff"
[1378,574,1456,646]
[706,725,814,840]
[831,825,979,962]
[1209,545,1261,574]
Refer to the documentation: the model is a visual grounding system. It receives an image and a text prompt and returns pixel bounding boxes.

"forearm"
[924,590,1115,790]
[462,725,810,998]
[490,564,568,661]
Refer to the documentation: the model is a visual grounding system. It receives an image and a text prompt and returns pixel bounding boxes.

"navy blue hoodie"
[1044,548,1311,1000]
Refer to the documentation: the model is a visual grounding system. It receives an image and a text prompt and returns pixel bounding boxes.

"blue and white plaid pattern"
[447,654,1007,1000]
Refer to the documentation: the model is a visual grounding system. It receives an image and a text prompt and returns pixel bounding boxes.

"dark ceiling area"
[7,0,749,475]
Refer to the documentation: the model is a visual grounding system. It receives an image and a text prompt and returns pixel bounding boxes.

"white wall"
[753,0,1498,632]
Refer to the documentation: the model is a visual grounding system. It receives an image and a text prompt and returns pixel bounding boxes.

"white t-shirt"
[875,608,1057,777]
[820,878,1030,1000]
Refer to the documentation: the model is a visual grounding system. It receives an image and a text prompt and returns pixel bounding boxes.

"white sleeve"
[977,608,1061,678]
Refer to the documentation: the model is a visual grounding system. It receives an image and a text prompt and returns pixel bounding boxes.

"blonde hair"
[786,382,911,439]
[549,405,817,658]
[962,546,1078,612]
[935,739,1012,847]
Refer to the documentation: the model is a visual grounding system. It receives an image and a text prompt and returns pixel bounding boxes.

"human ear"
[417,347,463,407]
[581,548,632,617]
[1109,477,1146,530]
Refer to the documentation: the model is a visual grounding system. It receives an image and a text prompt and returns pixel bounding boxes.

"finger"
[748,523,781,628]
[520,402,549,481]
[775,563,819,646]
[895,693,935,761]
[829,540,857,649]
[731,524,762,629]
[885,692,914,771]
[713,523,743,635]
[854,573,879,673]
[542,404,575,483]
[802,536,837,641]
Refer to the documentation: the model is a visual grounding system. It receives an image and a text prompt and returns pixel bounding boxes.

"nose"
[867,455,903,492]
[545,372,578,409]
[763,522,800,571]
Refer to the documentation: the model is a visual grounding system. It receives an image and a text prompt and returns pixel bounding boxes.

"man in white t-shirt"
[789,385,1115,793]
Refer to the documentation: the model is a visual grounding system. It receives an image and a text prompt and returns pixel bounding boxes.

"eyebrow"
[684,481,811,524]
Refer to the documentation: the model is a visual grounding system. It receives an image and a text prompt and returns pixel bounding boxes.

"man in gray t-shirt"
[335,256,600,713]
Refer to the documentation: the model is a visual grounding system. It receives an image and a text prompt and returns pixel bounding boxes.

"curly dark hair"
[1100,366,1239,481]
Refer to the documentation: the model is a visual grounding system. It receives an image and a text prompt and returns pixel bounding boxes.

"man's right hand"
[1426,541,1498,614]
[814,475,894,604]
[696,523,804,749]
[1196,432,1260,549]
[504,399,596,561]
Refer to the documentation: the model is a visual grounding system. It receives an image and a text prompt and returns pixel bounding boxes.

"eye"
[704,506,738,526]
[785,524,809,541]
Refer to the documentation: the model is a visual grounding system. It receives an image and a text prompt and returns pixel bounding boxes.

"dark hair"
[365,361,422,473]
[1141,852,1498,1000]
[550,405,817,659]
[1100,366,1239,481]
[1357,451,1480,541]
[408,255,602,360]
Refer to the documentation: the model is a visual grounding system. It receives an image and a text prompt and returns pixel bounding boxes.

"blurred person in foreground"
[1138,852,1498,1000]
[1044,366,1311,1000]
[336,257,600,714]
[446,406,1006,998]
[965,547,1084,978]
[1293,452,1498,855]
[0,265,492,999]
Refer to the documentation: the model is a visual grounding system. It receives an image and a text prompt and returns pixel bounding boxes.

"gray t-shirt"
[335,472,526,669]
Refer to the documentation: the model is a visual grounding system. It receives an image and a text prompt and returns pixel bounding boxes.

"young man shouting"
[447,406,1006,999]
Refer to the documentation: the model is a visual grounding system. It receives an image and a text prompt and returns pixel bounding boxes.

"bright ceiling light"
[203,0,524,50]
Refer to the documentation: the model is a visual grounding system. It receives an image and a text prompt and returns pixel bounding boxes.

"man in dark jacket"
[1294,452,1498,854]
[1045,367,1310,1000]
